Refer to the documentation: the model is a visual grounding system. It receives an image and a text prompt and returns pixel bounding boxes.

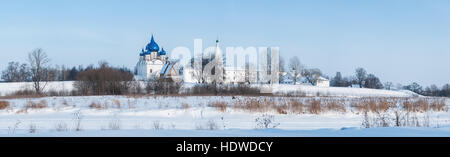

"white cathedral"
[135,35,178,81]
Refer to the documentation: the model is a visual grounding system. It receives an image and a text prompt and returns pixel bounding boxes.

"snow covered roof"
[317,76,329,81]
[160,62,176,78]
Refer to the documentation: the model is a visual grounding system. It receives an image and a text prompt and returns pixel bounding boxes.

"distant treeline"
[326,69,450,97]
[1,61,131,82]
[283,56,449,97]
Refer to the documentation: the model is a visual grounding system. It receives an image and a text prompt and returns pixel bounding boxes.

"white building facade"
[315,76,330,87]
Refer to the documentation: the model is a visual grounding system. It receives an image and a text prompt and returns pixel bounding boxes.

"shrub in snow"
[153,121,164,130]
[180,103,191,110]
[54,122,68,132]
[29,124,37,133]
[108,119,121,130]
[206,120,219,130]
[72,110,83,131]
[8,120,21,135]
[25,100,48,110]
[255,114,280,129]
[0,101,9,110]
[108,114,121,130]
[209,101,227,112]
[307,99,322,114]
[361,108,439,128]
[195,120,219,130]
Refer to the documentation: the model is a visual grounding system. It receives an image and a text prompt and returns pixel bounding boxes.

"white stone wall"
[316,80,330,87]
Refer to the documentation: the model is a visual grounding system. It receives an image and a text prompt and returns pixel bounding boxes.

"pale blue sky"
[0,0,449,86]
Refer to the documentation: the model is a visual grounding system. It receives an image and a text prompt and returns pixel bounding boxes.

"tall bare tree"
[279,56,286,72]
[384,82,393,90]
[1,62,19,82]
[1,62,31,82]
[441,84,450,97]
[404,82,423,95]
[278,56,286,83]
[331,72,343,87]
[188,55,203,83]
[302,68,322,85]
[429,84,439,96]
[288,56,303,85]
[355,67,367,88]
[28,48,50,94]
[363,74,383,89]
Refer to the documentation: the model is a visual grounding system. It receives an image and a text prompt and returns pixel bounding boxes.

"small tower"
[209,39,220,61]
[214,39,224,63]
[160,47,167,61]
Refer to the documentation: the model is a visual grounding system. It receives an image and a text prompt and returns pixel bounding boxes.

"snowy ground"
[0,95,449,137]
[5,127,450,137]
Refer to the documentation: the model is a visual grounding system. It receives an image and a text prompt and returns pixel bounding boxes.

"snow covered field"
[0,81,447,137]
[5,127,450,137]
[0,95,449,137]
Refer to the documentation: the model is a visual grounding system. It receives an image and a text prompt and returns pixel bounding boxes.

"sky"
[0,0,449,86]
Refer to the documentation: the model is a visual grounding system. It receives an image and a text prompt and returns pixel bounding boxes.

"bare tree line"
[404,82,450,97]
[2,49,449,97]
[282,56,323,85]
[2,51,84,83]
[329,67,383,89]
[281,56,386,89]
[1,48,135,96]
[281,56,449,97]
[1,49,53,94]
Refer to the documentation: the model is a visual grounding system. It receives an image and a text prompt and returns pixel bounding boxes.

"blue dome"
[140,48,145,56]
[160,48,167,55]
[146,35,159,52]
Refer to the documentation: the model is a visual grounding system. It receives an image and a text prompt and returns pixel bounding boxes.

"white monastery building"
[136,34,327,87]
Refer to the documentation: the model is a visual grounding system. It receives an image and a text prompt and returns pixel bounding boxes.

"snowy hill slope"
[259,84,418,97]
[0,81,74,96]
